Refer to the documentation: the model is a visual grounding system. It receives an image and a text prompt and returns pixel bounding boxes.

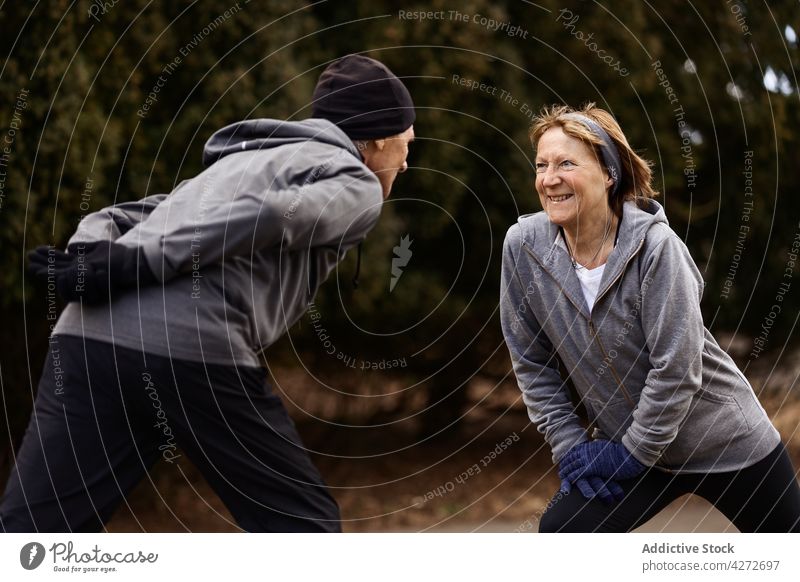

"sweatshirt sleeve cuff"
[621,433,660,467]
[551,425,591,464]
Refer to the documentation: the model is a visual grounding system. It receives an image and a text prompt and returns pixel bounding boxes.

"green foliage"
[306,0,800,364]
[1,1,799,437]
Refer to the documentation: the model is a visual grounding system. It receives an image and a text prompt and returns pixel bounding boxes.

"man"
[1,54,415,532]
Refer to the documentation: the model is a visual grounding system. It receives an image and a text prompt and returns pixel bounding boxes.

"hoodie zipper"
[589,318,635,408]
[523,238,646,409]
[593,237,647,307]
[588,236,646,409]
[524,236,677,473]
[585,235,678,474]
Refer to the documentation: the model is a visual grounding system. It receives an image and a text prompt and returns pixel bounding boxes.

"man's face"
[361,125,415,199]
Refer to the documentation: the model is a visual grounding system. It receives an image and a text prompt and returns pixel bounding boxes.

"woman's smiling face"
[534,126,614,230]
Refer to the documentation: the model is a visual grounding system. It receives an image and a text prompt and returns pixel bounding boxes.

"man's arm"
[67,193,170,248]
[26,193,170,304]
[116,156,383,283]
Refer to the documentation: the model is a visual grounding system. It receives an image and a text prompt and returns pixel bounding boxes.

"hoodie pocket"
[658,387,752,469]
[695,387,752,430]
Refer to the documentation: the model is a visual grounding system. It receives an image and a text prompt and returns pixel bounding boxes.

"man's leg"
[0,336,160,532]
[697,442,800,533]
[144,355,341,532]
[538,467,690,532]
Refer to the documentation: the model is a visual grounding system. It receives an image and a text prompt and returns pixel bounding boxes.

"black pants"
[539,440,800,532]
[0,335,340,532]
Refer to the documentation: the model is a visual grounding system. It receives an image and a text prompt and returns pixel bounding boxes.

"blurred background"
[1,0,798,532]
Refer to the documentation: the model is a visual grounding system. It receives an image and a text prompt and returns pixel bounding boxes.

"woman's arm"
[621,231,706,467]
[500,227,589,463]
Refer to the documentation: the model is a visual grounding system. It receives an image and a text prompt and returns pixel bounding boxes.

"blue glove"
[561,475,625,504]
[559,439,646,483]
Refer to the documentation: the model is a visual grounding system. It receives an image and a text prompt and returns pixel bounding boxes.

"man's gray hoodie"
[54,118,383,367]
[500,199,779,473]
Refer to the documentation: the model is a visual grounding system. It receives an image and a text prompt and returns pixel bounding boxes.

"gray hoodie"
[54,118,383,367]
[500,199,779,473]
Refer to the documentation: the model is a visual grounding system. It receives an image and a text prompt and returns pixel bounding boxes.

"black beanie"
[311,54,415,140]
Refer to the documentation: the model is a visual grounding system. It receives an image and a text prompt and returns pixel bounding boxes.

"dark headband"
[562,113,622,196]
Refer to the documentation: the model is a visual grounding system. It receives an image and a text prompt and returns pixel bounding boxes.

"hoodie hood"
[202,117,360,167]
[517,198,669,319]
[519,198,668,262]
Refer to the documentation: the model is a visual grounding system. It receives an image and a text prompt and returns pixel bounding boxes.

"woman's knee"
[537,488,626,532]
[537,508,564,533]
[537,489,586,533]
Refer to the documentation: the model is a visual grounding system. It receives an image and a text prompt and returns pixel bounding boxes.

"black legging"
[539,441,800,532]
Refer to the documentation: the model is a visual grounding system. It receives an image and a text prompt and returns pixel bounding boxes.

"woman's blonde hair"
[529,103,658,217]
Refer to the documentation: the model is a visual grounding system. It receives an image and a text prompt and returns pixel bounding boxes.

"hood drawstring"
[352,243,363,289]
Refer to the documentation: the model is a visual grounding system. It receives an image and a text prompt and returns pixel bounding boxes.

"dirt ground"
[105,361,800,533]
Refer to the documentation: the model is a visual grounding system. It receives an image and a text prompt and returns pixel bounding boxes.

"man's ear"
[373,138,386,152]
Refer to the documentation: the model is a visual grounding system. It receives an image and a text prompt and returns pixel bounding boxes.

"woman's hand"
[559,439,646,484]
[560,474,626,504]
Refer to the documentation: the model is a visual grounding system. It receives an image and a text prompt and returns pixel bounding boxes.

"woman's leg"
[538,467,691,532]
[697,442,800,532]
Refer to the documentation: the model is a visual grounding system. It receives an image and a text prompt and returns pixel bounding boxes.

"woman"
[500,103,800,532]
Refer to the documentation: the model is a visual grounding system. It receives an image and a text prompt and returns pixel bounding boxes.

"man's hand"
[27,241,157,305]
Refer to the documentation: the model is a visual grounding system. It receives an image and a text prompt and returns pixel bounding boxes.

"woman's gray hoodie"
[54,118,383,367]
[500,199,779,473]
